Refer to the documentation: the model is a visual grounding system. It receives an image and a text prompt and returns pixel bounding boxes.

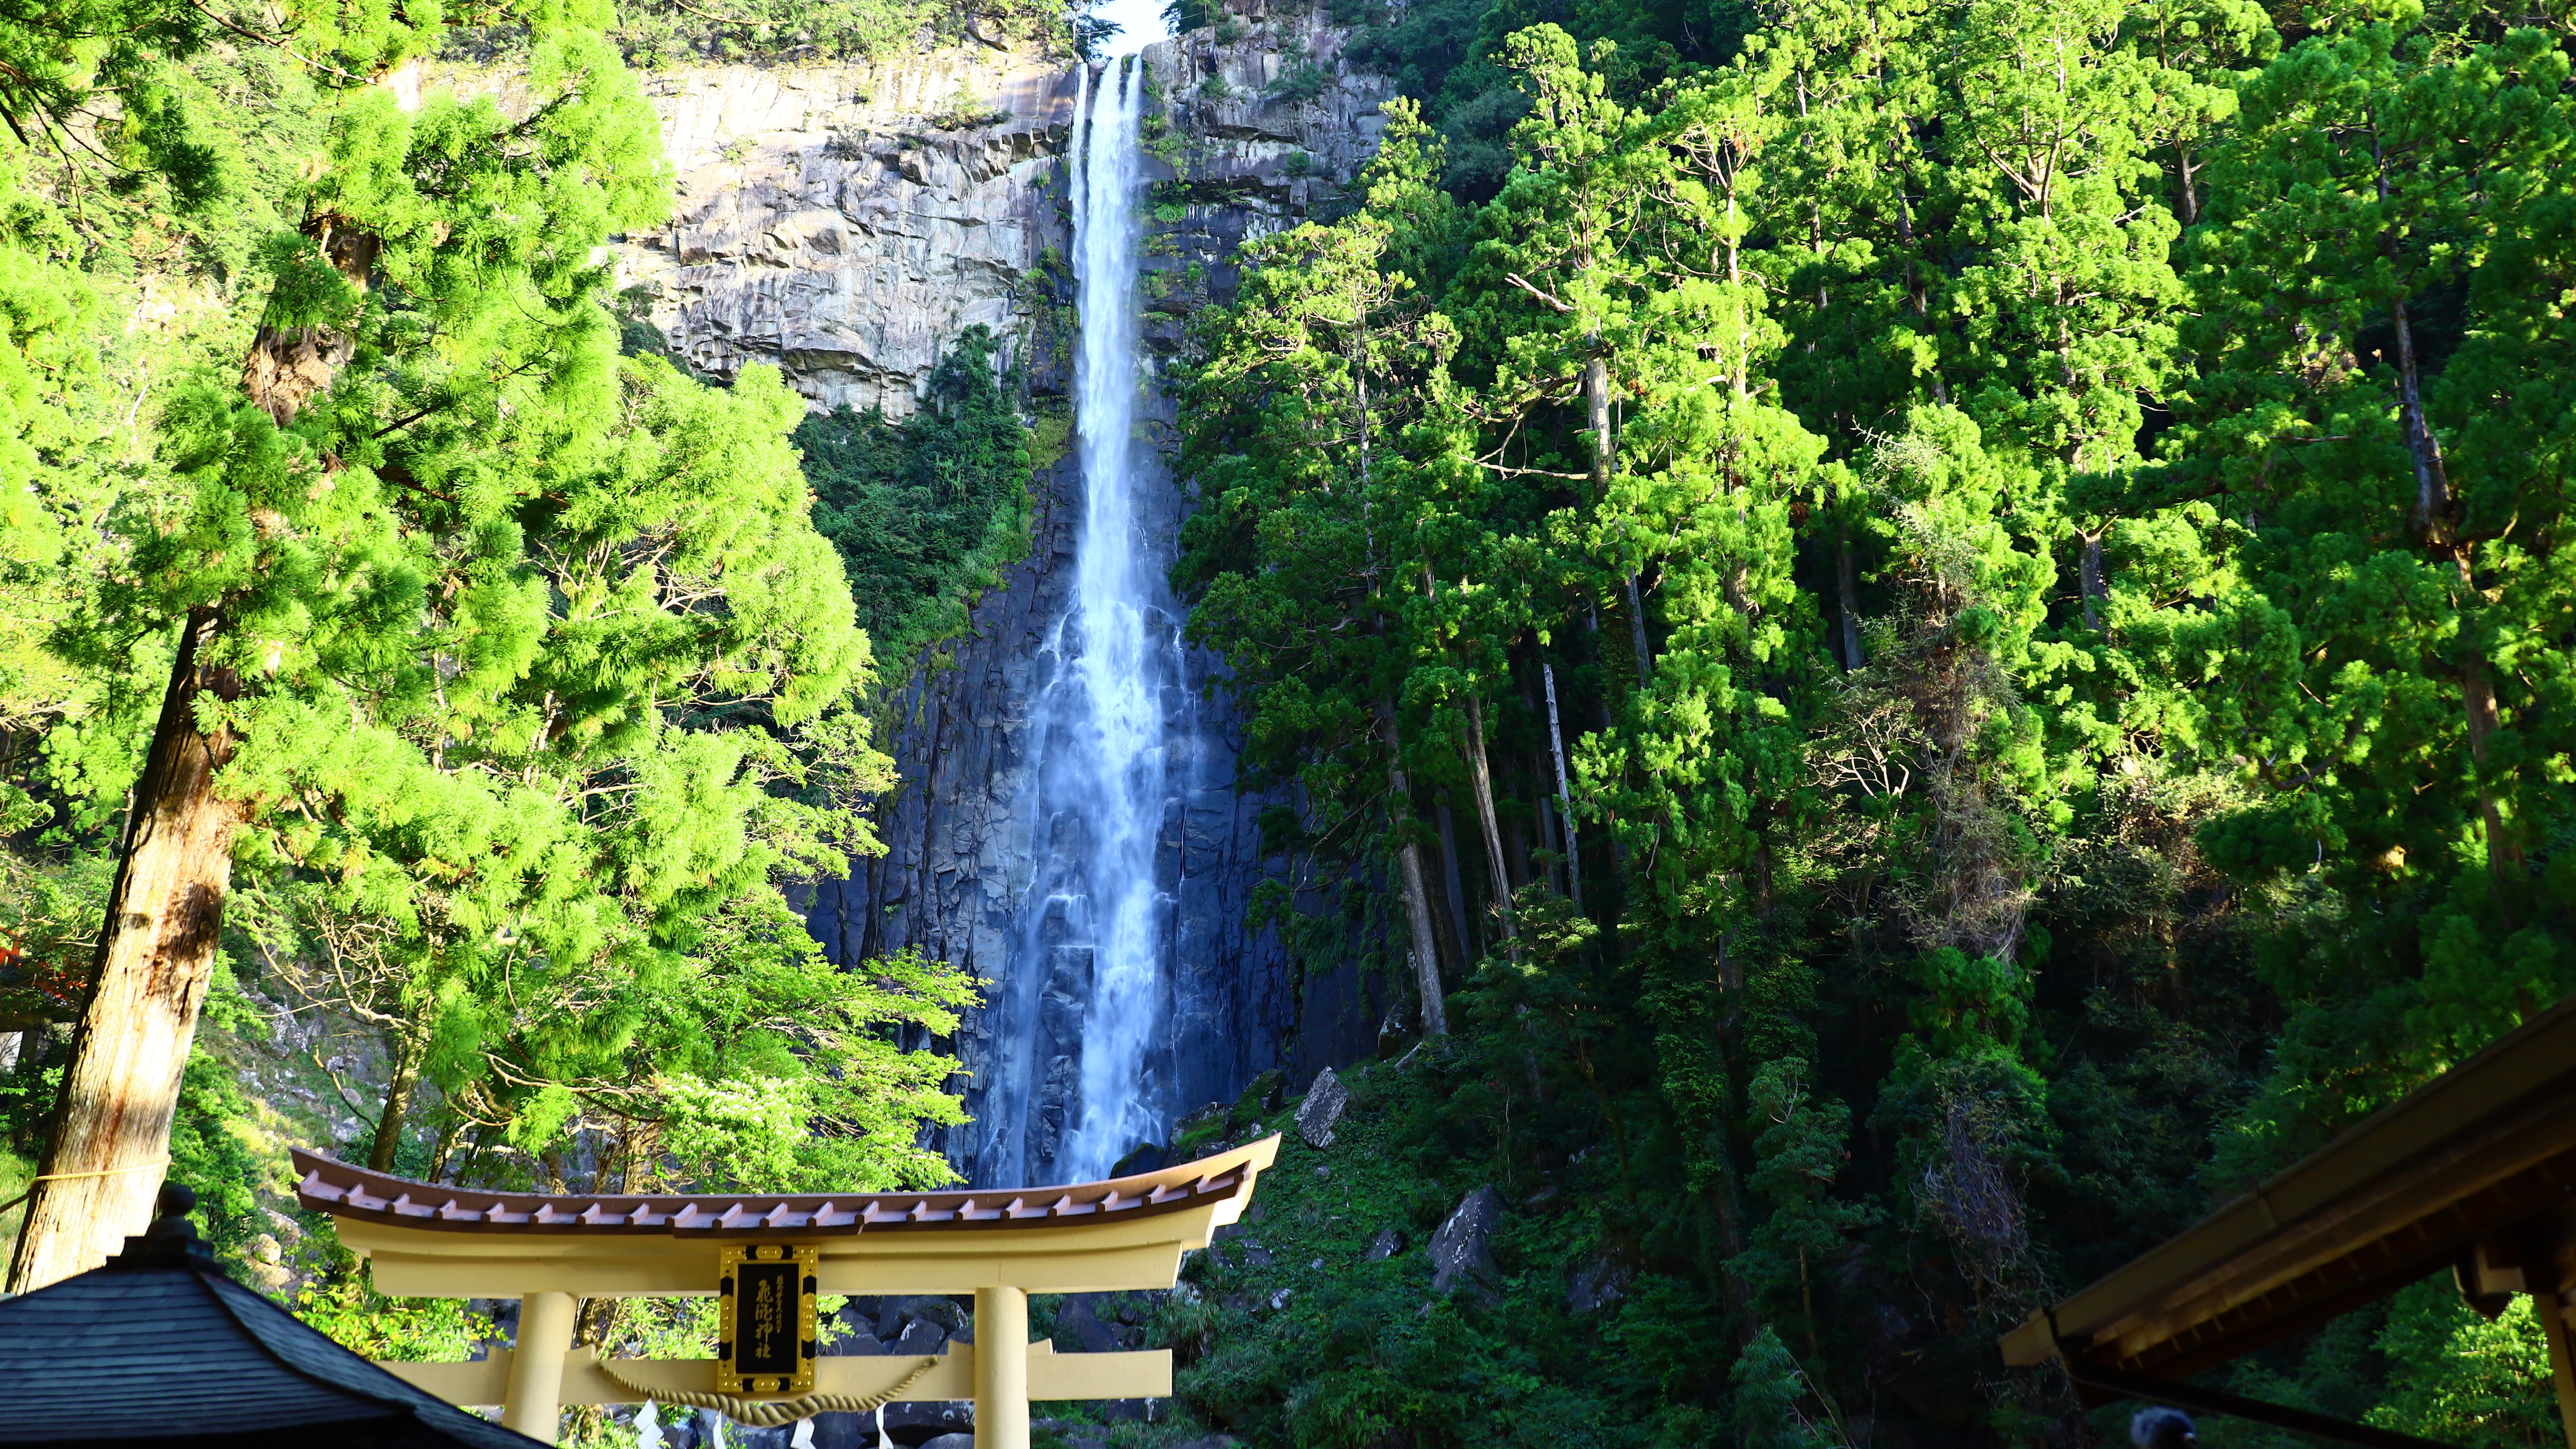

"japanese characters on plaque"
[717,1243,819,1395]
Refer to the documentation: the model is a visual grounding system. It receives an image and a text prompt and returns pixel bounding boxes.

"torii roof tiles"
[293,1141,1272,1240]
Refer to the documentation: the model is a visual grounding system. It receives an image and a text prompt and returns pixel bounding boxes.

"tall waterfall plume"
[972,56,1180,1187]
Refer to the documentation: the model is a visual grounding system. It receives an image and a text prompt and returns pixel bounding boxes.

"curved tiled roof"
[0,1235,545,1447]
[293,1137,1277,1238]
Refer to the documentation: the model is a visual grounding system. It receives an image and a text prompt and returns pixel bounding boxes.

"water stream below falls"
[972,57,1176,1187]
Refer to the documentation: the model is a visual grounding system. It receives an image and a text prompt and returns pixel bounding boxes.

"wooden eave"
[295,1138,1277,1240]
[2001,994,2576,1377]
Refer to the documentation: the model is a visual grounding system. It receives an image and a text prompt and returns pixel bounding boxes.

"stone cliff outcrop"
[610,46,1077,416]
[617,6,1401,1177]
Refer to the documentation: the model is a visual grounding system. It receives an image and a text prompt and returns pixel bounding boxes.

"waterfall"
[969,55,1178,1187]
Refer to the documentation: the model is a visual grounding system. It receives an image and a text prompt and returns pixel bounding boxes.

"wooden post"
[503,1290,578,1444]
[2538,1287,2576,1449]
[975,1284,1030,1449]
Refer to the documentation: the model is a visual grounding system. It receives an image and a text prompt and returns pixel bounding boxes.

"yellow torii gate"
[293,1138,1280,1447]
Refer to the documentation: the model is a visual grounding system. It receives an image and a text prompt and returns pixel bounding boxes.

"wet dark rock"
[1111,1141,1167,1177]
[1567,1256,1634,1316]
[878,1399,973,1446]
[824,1326,887,1355]
[1295,1066,1348,1148]
[1364,1227,1403,1261]
[1429,1186,1505,1299]
[1052,1295,1126,1354]
[1242,1240,1273,1269]
[890,1318,950,1356]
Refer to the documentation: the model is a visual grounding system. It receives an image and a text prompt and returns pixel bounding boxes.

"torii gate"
[292,1138,1279,1447]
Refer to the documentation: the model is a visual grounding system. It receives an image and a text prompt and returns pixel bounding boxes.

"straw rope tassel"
[592,1355,941,1428]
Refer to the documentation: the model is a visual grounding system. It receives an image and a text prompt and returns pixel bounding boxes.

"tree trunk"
[1377,702,1447,1037]
[1461,694,1519,959]
[1434,799,1476,962]
[1624,574,1653,685]
[1541,662,1584,915]
[8,609,243,1291]
[2460,637,2524,882]
[9,210,378,1292]
[1585,354,1612,490]
[2079,528,2107,633]
[2391,292,2519,882]
[243,222,379,426]
[367,1016,431,1173]
[1837,528,1865,669]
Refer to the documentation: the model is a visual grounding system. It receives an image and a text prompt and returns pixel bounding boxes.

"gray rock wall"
[611,44,1080,415]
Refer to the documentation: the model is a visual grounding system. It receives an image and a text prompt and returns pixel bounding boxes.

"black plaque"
[733,1260,800,1378]
[717,1243,818,1394]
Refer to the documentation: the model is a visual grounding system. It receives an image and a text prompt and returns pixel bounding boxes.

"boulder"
[1364,1227,1403,1261]
[1295,1066,1349,1148]
[1231,1067,1288,1126]
[917,1436,975,1449]
[1429,1186,1505,1298]
[1051,1295,1126,1354]
[1174,1101,1230,1139]
[889,1318,949,1356]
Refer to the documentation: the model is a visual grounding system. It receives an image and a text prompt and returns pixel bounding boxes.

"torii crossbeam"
[293,1138,1280,1447]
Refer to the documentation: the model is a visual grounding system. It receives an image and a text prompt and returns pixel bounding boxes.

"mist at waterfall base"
[968,57,1183,1189]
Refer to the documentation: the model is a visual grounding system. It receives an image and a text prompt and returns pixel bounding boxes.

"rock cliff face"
[611,44,1077,416]
[627,7,1399,1179]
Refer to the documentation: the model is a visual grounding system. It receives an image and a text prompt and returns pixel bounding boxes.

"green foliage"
[2370,1282,2562,1449]
[0,0,979,1347]
[1170,0,2576,1438]
[606,0,1070,69]
[1267,60,1331,104]
[802,324,1036,698]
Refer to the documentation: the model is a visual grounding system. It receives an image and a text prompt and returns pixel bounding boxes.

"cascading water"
[967,56,1181,1187]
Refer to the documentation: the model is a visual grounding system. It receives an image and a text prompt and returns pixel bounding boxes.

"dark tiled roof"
[0,1254,544,1447]
[293,1138,1273,1238]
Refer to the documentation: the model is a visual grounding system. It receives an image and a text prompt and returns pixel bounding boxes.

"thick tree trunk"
[1461,694,1519,959]
[243,223,379,425]
[1378,703,1447,1037]
[8,610,243,1291]
[1541,662,1584,915]
[10,212,377,1292]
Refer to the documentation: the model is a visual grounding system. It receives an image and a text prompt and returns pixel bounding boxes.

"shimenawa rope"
[0,1160,168,1217]
[591,1353,940,1427]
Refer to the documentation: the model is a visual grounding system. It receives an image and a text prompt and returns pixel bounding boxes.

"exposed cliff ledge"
[603,2,1398,417]
[609,44,1079,416]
